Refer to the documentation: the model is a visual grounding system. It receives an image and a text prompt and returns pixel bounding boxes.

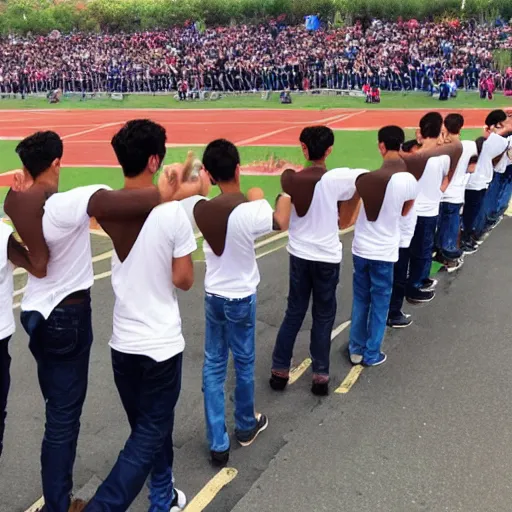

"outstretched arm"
[7,234,47,278]
[338,191,361,230]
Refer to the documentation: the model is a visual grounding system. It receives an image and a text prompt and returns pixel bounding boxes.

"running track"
[0,107,492,175]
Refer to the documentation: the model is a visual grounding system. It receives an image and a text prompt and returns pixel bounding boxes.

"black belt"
[59,289,90,306]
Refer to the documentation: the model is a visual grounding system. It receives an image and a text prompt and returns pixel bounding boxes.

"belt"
[59,289,90,306]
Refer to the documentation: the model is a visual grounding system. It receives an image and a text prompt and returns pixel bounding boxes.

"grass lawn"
[0,91,510,111]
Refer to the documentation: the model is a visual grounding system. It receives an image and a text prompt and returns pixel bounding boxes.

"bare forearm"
[8,235,47,278]
[339,194,361,229]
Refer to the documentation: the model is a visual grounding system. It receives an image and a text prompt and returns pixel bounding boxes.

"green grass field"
[0,91,510,110]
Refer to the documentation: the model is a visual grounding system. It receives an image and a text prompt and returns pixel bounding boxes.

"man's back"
[415,155,450,216]
[442,140,477,203]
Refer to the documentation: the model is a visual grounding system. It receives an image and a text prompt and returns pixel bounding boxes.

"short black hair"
[419,112,443,139]
[402,139,421,153]
[378,125,405,151]
[111,119,166,178]
[202,139,240,183]
[485,110,507,128]
[15,131,63,179]
[444,113,464,135]
[299,126,335,161]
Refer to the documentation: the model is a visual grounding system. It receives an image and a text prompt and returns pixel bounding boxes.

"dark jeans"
[0,336,12,460]
[462,189,486,242]
[436,202,463,260]
[85,351,183,512]
[497,165,512,216]
[21,296,93,512]
[408,215,438,292]
[272,254,340,376]
[349,255,394,364]
[389,248,410,319]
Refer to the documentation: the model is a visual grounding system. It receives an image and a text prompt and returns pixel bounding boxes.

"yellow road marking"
[335,365,364,394]
[185,468,238,511]
[288,358,312,385]
[506,200,512,217]
[25,496,44,512]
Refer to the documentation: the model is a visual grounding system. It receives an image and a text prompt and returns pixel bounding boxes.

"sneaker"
[269,371,288,391]
[363,353,387,367]
[406,289,435,304]
[211,449,230,467]
[311,374,329,396]
[420,278,438,292]
[170,489,187,512]
[444,257,464,273]
[349,353,363,365]
[387,312,413,328]
[462,241,478,255]
[236,413,269,447]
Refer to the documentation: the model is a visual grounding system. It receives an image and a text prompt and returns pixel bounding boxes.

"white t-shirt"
[414,155,450,217]
[353,173,418,262]
[109,202,196,362]
[442,140,478,204]
[0,222,15,339]
[22,185,110,319]
[466,133,510,190]
[399,203,418,249]
[494,136,512,174]
[287,168,368,264]
[184,197,274,299]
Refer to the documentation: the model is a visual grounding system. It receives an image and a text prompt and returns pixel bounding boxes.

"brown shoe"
[69,499,88,512]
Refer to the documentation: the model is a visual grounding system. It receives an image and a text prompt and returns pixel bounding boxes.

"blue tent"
[305,15,320,31]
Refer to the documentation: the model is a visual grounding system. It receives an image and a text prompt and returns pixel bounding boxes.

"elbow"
[173,275,194,291]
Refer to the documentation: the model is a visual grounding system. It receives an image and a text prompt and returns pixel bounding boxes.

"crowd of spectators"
[0,18,511,95]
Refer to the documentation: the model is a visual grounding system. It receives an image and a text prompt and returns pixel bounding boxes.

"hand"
[246,187,265,201]
[11,170,33,192]
[157,165,182,203]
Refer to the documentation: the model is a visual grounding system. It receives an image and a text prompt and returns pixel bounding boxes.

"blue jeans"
[272,255,340,376]
[436,202,462,260]
[388,248,409,319]
[203,293,257,453]
[349,255,394,364]
[0,336,11,460]
[21,295,93,512]
[462,189,486,242]
[497,165,512,215]
[482,172,501,228]
[408,215,438,292]
[86,351,182,512]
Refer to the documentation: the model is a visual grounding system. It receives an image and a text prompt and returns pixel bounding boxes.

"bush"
[0,0,510,35]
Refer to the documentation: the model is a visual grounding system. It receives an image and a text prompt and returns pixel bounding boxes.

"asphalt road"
[1,219,511,512]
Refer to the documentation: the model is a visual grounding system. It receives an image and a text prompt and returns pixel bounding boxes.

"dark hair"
[469,136,486,165]
[111,119,166,178]
[485,110,507,128]
[299,126,335,161]
[15,131,63,179]
[402,139,421,153]
[202,139,240,182]
[444,113,464,135]
[378,126,405,151]
[419,112,443,139]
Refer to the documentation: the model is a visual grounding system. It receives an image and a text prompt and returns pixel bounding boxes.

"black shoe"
[269,373,288,391]
[420,278,438,292]
[236,414,269,447]
[406,289,435,304]
[462,241,478,255]
[387,312,413,328]
[211,449,230,467]
[311,381,329,396]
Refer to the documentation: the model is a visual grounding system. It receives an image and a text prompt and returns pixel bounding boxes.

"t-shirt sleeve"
[440,155,451,177]
[250,199,274,239]
[404,173,419,201]
[325,168,369,201]
[486,133,509,160]
[180,195,207,231]
[52,185,112,229]
[171,202,198,259]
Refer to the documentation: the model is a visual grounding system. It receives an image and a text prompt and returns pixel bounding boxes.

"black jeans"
[272,254,340,376]
[389,248,410,319]
[21,295,93,512]
[0,336,12,460]
[462,189,486,243]
[86,351,183,512]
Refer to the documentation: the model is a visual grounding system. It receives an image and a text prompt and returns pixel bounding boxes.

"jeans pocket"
[224,298,255,325]
[42,323,80,357]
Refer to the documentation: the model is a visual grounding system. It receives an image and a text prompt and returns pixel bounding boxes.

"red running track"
[0,108,495,171]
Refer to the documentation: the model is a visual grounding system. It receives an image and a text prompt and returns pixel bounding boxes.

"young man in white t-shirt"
[406,112,451,304]
[434,114,478,272]
[0,221,49,460]
[5,131,179,512]
[183,139,291,468]
[82,120,208,512]
[463,110,511,253]
[349,126,418,366]
[270,126,365,395]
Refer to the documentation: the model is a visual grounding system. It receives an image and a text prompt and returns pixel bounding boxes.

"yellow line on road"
[335,365,364,394]
[24,496,44,512]
[288,358,312,385]
[185,468,238,512]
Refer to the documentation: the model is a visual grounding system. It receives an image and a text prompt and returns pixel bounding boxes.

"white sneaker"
[170,489,187,512]
[349,353,363,365]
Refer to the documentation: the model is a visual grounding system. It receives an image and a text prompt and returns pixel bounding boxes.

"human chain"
[0,109,511,511]
[0,20,511,95]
